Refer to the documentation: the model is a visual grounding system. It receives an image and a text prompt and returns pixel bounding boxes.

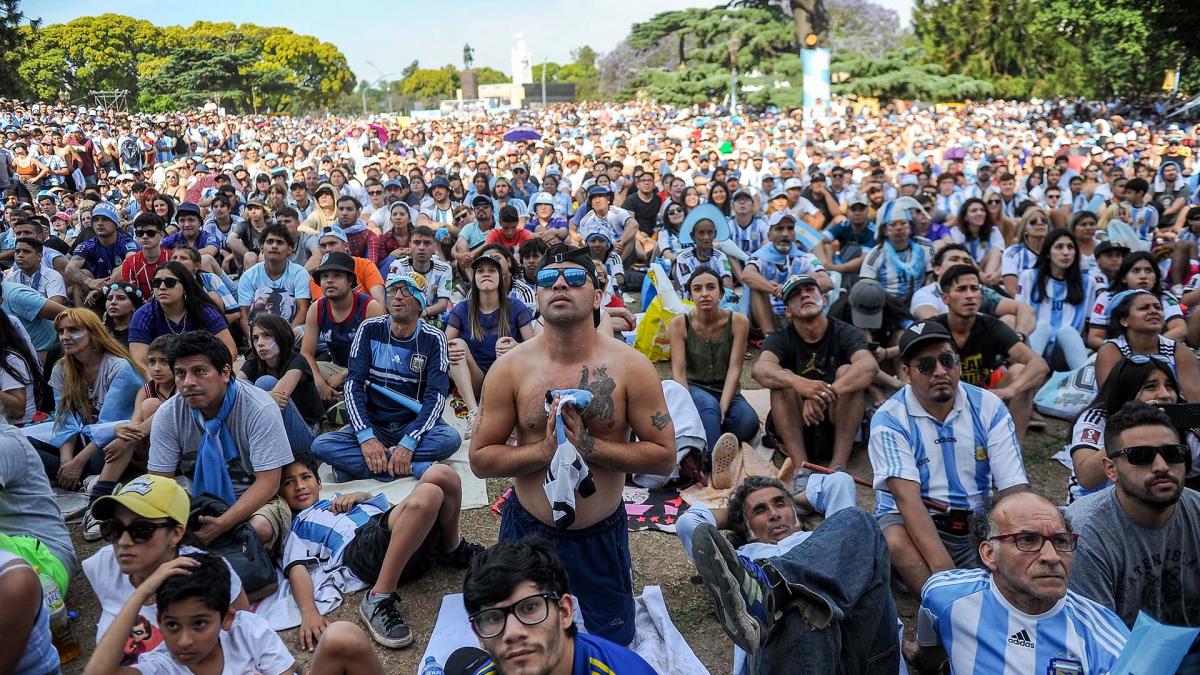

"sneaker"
[440,538,484,568]
[82,507,103,542]
[359,593,413,648]
[790,467,813,496]
[710,433,740,490]
[691,523,776,655]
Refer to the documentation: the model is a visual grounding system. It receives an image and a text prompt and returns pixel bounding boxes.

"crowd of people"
[1,93,1199,673]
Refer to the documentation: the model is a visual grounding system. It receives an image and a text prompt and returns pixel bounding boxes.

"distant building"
[511,33,533,86]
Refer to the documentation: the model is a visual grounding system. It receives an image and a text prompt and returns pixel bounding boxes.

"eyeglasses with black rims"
[469,592,561,639]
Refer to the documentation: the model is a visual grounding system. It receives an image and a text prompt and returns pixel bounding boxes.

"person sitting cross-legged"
[277,451,483,651]
[678,472,900,674]
[310,271,461,482]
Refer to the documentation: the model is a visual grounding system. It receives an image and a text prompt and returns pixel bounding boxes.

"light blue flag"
[1110,611,1199,675]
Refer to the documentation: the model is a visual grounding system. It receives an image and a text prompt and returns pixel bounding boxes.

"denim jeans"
[755,508,900,674]
[310,421,461,482]
[253,375,317,452]
[1028,323,1089,370]
[688,386,760,451]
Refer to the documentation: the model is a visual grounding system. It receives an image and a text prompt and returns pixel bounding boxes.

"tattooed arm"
[563,356,676,475]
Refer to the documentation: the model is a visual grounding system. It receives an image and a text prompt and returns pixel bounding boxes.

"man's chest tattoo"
[578,365,616,427]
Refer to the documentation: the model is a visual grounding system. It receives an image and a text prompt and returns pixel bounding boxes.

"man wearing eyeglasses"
[869,320,1029,596]
[1066,401,1200,669]
[909,492,1128,674]
[449,538,655,675]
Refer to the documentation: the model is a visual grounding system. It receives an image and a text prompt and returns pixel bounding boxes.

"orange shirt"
[309,256,384,299]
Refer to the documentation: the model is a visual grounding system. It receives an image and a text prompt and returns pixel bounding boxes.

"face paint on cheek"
[68,330,87,341]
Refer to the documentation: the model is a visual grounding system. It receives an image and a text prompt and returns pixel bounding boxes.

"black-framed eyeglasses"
[1110,444,1189,466]
[150,277,180,289]
[912,351,959,376]
[989,531,1078,553]
[469,592,560,639]
[386,283,415,298]
[102,519,174,544]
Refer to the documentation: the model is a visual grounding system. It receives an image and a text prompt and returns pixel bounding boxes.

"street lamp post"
[365,60,394,113]
[729,34,741,112]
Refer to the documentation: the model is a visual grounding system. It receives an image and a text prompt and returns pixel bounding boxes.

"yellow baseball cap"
[92,474,190,525]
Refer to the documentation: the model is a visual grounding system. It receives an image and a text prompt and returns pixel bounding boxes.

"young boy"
[484,204,533,253]
[277,452,483,650]
[84,551,384,675]
[585,230,625,289]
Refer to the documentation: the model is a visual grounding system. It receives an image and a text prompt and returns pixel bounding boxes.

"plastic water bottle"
[39,572,80,663]
[420,656,446,675]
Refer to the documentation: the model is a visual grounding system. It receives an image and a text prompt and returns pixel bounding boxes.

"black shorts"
[765,410,835,463]
[343,507,443,586]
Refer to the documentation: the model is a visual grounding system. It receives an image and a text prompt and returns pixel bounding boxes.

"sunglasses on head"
[101,518,174,544]
[150,276,180,289]
[536,267,590,288]
[1127,354,1171,366]
[1110,444,1189,466]
[912,350,959,376]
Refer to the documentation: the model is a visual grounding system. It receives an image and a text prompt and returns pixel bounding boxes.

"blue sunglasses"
[536,268,589,288]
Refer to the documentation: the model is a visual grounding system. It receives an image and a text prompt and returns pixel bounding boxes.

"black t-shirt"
[801,187,834,222]
[620,192,663,235]
[43,235,70,255]
[241,353,324,426]
[931,313,1019,388]
[763,317,866,384]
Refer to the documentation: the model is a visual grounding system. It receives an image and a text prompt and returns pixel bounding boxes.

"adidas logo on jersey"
[1008,629,1035,648]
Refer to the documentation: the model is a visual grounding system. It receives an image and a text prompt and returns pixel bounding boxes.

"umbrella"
[503,126,541,142]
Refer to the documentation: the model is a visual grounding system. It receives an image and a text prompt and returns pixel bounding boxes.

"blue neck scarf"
[884,239,925,280]
[191,379,240,505]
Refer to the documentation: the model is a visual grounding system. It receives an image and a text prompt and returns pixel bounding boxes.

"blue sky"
[25,0,913,83]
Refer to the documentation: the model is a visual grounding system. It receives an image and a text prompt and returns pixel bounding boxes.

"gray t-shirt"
[148,383,293,497]
[1066,487,1200,637]
[0,424,75,572]
[50,352,127,419]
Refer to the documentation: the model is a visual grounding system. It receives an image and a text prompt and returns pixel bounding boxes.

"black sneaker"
[441,538,485,568]
[359,593,413,648]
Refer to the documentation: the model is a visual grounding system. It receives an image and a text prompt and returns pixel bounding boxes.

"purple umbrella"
[503,126,541,142]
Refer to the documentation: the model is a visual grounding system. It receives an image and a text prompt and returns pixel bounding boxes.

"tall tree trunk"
[789,0,828,48]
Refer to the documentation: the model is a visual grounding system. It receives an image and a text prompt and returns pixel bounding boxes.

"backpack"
[119,138,140,163]
[187,493,279,601]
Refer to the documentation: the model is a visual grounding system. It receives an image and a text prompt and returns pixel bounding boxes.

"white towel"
[543,389,596,528]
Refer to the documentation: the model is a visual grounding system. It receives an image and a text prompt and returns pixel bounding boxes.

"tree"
[473,66,509,85]
[0,0,38,98]
[398,66,459,99]
[832,47,995,100]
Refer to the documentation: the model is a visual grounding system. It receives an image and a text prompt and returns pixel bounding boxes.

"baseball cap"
[429,177,451,191]
[587,184,614,199]
[781,274,820,302]
[846,192,869,207]
[318,224,348,243]
[784,177,804,190]
[383,179,404,189]
[92,202,120,224]
[384,270,429,310]
[176,202,201,219]
[532,192,555,207]
[849,278,886,330]
[898,174,919,187]
[193,164,210,174]
[767,210,796,228]
[898,320,954,359]
[313,251,356,281]
[472,194,493,208]
[92,474,190,525]
[1094,240,1130,257]
[731,188,754,202]
[245,198,269,211]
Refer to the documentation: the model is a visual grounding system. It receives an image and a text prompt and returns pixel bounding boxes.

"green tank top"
[685,311,735,393]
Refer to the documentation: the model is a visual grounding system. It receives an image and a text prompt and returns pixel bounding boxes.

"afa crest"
[975,445,988,462]
[409,353,427,373]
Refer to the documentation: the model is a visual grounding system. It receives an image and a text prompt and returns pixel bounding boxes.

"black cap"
[472,194,493,208]
[1094,240,1130,257]
[313,251,356,281]
[899,321,954,359]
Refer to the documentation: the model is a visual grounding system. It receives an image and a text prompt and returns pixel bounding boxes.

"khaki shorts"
[252,495,293,554]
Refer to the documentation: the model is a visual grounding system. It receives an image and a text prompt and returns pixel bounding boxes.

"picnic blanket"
[421,588,709,675]
[492,485,691,533]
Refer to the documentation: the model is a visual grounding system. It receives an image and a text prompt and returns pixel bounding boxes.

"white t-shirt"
[132,611,292,674]
[83,545,243,664]
[0,352,36,425]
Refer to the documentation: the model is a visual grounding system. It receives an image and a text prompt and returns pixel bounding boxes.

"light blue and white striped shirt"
[869,383,1027,515]
[918,568,1128,675]
[283,492,390,575]
[1016,269,1098,336]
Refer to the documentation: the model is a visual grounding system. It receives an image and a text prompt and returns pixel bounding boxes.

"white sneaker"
[82,507,103,542]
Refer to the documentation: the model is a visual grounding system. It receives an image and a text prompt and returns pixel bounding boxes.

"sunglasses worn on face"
[986,199,1001,204]
[913,351,959,376]
[102,519,173,544]
[989,532,1079,553]
[1111,444,1189,465]
[151,277,180,289]
[536,267,589,288]
[136,229,160,238]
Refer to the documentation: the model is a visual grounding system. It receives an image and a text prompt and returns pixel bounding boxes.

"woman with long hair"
[103,282,146,346]
[382,201,414,262]
[654,200,687,262]
[82,474,249,666]
[1001,206,1050,297]
[446,246,535,427]
[24,309,147,539]
[0,310,41,425]
[238,314,323,452]
[682,185,702,214]
[950,197,1003,285]
[1066,357,1200,503]
[1070,210,1100,274]
[1016,228,1096,370]
[1086,251,1186,349]
[126,261,235,373]
[669,267,755,485]
[707,182,731,217]
[1093,288,1200,400]
[150,193,176,229]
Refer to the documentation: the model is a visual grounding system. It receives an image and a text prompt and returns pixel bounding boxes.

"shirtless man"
[469,243,676,647]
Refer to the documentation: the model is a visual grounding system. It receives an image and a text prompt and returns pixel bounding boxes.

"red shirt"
[121,249,166,299]
[485,227,533,252]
